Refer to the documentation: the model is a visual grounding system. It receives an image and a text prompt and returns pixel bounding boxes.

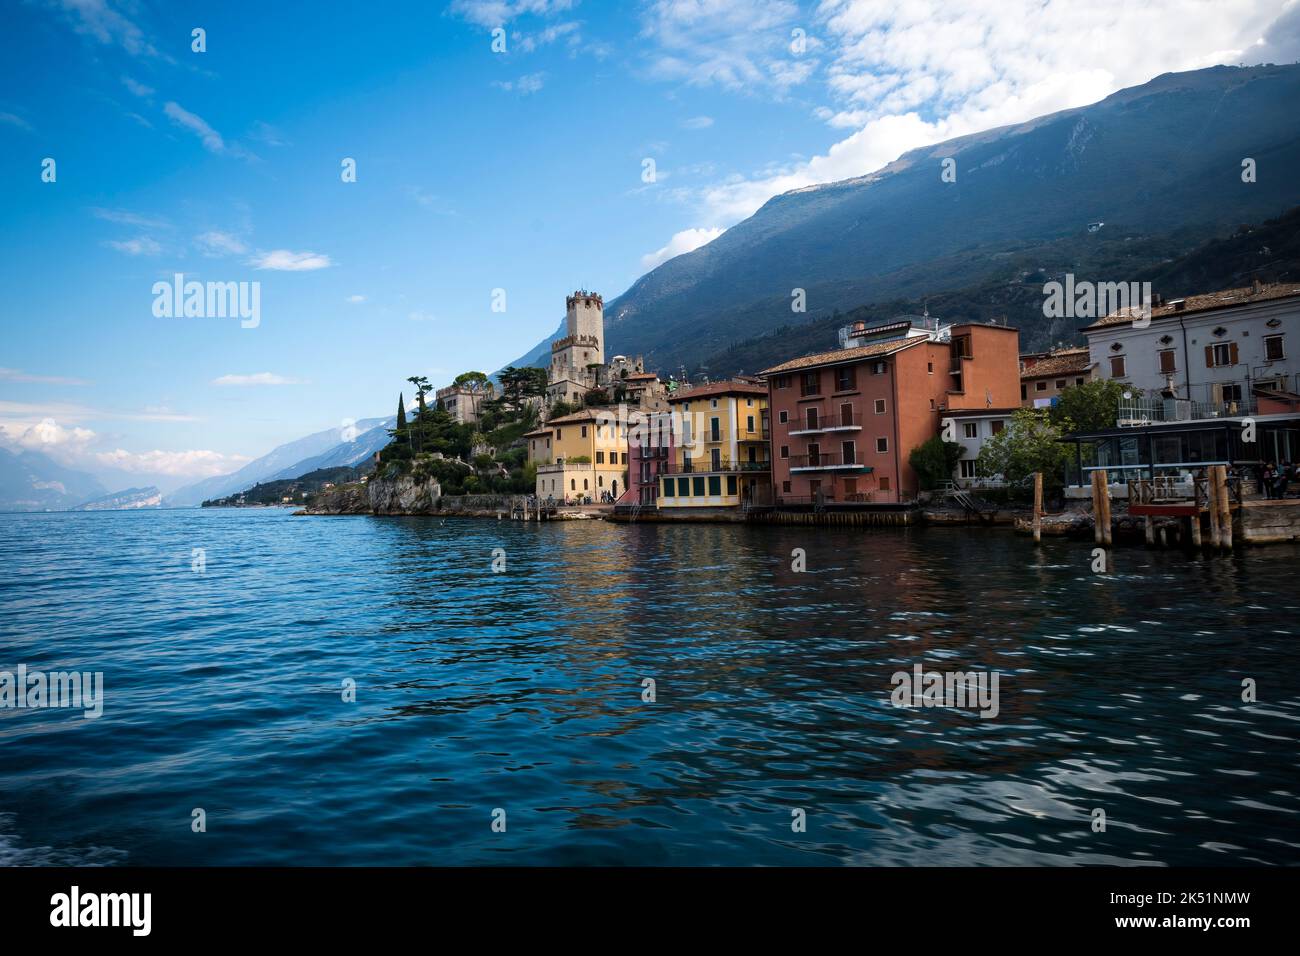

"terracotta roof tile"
[1084,283,1300,330]
[758,337,923,375]
[1021,347,1093,378]
[667,380,768,402]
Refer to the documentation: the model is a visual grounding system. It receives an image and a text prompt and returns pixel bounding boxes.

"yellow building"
[525,409,629,504]
[658,381,771,509]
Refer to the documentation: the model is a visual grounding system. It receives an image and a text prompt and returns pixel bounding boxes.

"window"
[808,442,821,465]
[596,451,604,464]
[556,429,562,440]
[1206,343,1237,367]
[709,417,720,441]
[879,476,891,491]
[780,445,789,459]
[1110,356,1126,377]
[581,425,588,437]
[959,459,977,479]
[782,481,791,493]
[801,371,821,396]
[876,437,889,453]
[928,362,934,374]
[806,407,819,430]
[963,422,978,439]
[711,399,718,409]
[873,399,886,415]
[871,361,887,375]
[808,479,821,497]
[747,398,754,407]
[708,476,722,496]
[841,440,856,464]
[570,479,575,490]
[778,410,788,423]
[711,448,721,470]
[930,398,937,410]
[583,479,588,490]
[774,375,790,389]
[662,478,675,497]
[598,476,604,487]
[991,420,1006,435]
[1020,385,1027,400]
[1158,349,1177,374]
[727,476,737,495]
[747,415,755,432]
[1035,381,1047,392]
[1220,382,1244,403]
[677,477,689,496]
[1055,379,1066,389]
[692,477,705,496]
[836,366,856,391]
[1265,335,1285,361]
[1075,377,1085,386]
[622,453,627,465]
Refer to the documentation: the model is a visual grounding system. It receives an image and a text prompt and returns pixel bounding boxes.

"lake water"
[1,507,1297,866]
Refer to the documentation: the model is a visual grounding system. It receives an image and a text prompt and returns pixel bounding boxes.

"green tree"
[406,376,432,454]
[1049,378,1136,435]
[499,366,547,408]
[452,371,493,420]
[908,436,963,490]
[394,393,407,440]
[976,408,1072,490]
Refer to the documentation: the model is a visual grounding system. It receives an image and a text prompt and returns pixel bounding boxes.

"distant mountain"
[506,64,1300,372]
[72,486,162,511]
[0,447,105,512]
[202,465,371,508]
[165,416,393,507]
[256,421,393,483]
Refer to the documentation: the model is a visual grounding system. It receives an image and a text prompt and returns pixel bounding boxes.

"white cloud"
[449,0,576,29]
[163,101,225,153]
[248,249,332,271]
[0,112,33,131]
[51,0,160,57]
[641,226,725,269]
[0,418,96,451]
[681,115,714,129]
[106,236,162,256]
[90,207,168,229]
[0,368,91,386]
[639,0,813,92]
[211,373,308,386]
[493,71,547,94]
[346,294,366,303]
[92,447,249,478]
[648,0,1296,247]
[121,75,154,98]
[195,230,249,256]
[408,311,438,322]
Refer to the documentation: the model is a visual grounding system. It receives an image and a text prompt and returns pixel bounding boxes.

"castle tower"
[548,290,605,404]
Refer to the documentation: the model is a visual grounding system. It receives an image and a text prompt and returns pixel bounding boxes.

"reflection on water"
[0,509,1297,865]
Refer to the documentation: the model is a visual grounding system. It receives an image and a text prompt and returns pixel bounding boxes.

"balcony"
[788,453,870,472]
[663,459,771,474]
[787,412,862,435]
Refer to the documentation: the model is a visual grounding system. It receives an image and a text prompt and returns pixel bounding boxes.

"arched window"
[583,479,589,490]
[598,476,604,486]
[570,479,575,490]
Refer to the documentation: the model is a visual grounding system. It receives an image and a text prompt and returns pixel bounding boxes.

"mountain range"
[505,64,1300,377]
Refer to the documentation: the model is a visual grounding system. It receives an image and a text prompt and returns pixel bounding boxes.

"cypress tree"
[396,393,408,442]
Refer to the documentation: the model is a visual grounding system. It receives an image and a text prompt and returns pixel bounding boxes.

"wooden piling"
[1145,515,1155,546]
[1214,465,1233,551]
[1091,472,1103,545]
[1032,471,1043,543]
[1189,512,1202,548]
[1097,469,1112,546]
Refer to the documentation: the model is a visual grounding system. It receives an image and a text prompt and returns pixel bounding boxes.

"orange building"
[760,318,1020,504]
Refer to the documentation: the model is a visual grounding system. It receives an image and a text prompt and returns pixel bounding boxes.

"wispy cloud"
[0,111,33,131]
[346,294,366,304]
[106,236,162,256]
[248,249,332,271]
[195,231,249,256]
[681,115,714,129]
[50,0,162,58]
[163,101,225,153]
[0,368,91,386]
[492,71,547,94]
[449,0,577,29]
[121,75,154,98]
[90,207,169,229]
[211,373,309,387]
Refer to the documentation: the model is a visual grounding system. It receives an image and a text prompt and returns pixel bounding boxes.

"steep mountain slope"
[72,486,163,511]
[165,416,393,506]
[506,64,1300,375]
[0,447,105,512]
[697,205,1300,377]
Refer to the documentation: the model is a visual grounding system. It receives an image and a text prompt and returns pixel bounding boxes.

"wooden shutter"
[1205,345,1214,368]
[1229,342,1239,365]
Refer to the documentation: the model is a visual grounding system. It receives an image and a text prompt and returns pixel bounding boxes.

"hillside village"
[359,276,1300,537]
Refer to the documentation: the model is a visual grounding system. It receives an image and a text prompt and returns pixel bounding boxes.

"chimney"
[1252,277,1264,294]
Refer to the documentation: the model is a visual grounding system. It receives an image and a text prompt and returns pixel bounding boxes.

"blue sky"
[1,0,1294,492]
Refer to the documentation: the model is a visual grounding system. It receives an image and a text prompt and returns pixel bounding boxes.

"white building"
[943,408,1017,487]
[1082,282,1299,416]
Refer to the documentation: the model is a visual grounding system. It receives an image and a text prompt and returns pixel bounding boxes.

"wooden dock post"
[1097,469,1112,546]
[1091,472,1102,544]
[1145,515,1155,547]
[1214,465,1233,551]
[1189,512,1202,548]
[1032,471,1043,543]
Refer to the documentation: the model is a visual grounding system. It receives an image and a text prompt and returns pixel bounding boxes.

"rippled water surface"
[1,508,1297,866]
